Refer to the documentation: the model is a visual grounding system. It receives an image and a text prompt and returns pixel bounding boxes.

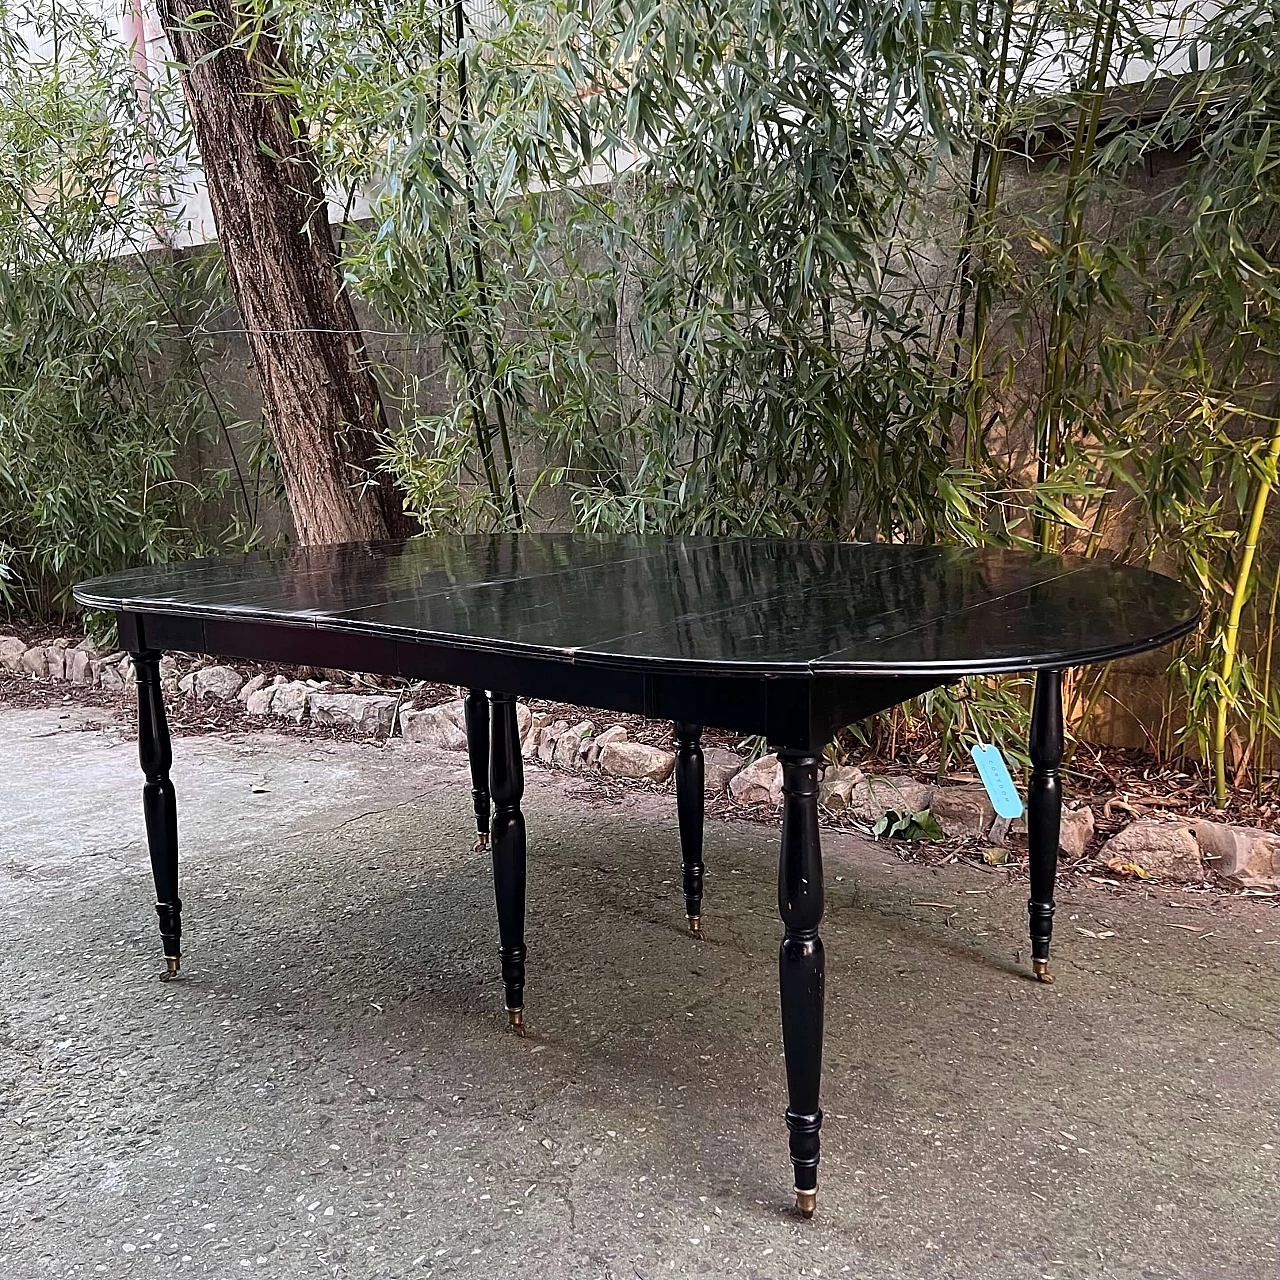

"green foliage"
[567,0,977,539]
[267,0,620,530]
[267,0,985,539]
[941,0,1280,789]
[7,0,1274,793]
[873,807,947,843]
[0,1,252,620]
[257,0,1278,787]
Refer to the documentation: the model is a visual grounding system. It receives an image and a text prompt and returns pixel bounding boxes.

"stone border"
[3,634,1276,889]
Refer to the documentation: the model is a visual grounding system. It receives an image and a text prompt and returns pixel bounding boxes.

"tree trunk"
[157,0,413,544]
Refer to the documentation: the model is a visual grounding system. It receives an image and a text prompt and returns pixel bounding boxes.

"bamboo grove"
[2,0,1277,801]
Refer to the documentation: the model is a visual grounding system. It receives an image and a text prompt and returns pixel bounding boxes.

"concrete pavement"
[0,704,1275,1279]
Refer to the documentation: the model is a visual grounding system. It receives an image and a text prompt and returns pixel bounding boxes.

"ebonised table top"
[75,535,1199,676]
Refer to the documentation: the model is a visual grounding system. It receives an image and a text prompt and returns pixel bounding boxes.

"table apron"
[121,610,946,747]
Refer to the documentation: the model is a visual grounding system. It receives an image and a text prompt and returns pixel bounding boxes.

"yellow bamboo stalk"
[1214,417,1280,806]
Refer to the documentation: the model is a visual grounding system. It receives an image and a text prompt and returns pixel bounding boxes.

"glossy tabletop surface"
[74,535,1200,677]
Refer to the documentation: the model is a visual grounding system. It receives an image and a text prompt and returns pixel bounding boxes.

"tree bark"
[157,0,413,544]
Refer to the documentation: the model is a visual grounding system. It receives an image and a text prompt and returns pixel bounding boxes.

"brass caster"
[507,1007,526,1037]
[160,955,181,982]
[795,1187,817,1219]
[474,832,489,851]
[1033,957,1055,984]
[687,915,703,939]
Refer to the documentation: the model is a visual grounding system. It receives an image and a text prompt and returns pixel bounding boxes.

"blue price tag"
[969,742,1024,820]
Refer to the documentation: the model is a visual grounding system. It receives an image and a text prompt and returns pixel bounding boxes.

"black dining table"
[73,534,1199,1218]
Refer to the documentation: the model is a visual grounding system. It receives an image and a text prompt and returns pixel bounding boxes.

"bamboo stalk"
[959,0,1014,468]
[1214,415,1280,806]
[1255,553,1280,797]
[453,0,523,528]
[1035,0,1121,552]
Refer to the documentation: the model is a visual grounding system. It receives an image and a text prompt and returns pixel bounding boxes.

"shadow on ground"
[0,706,1275,1279]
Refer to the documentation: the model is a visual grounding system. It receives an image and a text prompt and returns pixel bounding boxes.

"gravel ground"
[0,704,1276,1279]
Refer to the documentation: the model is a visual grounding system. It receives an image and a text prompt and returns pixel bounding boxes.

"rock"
[49,636,71,649]
[76,637,100,657]
[818,764,863,812]
[244,676,287,716]
[270,680,311,723]
[238,672,270,702]
[87,652,130,689]
[0,636,27,671]
[18,646,47,677]
[555,720,595,769]
[95,660,124,692]
[522,712,550,757]
[1010,805,1095,859]
[193,665,245,702]
[583,723,627,768]
[66,648,93,686]
[1101,819,1203,883]
[439,699,468,729]
[1194,820,1280,889]
[400,705,468,750]
[538,720,570,766]
[177,670,197,697]
[847,775,934,823]
[598,740,676,784]
[517,702,532,742]
[245,685,277,716]
[1060,806,1095,859]
[729,753,783,806]
[930,785,995,840]
[43,646,67,680]
[310,691,398,734]
[703,746,746,795]
[318,667,357,685]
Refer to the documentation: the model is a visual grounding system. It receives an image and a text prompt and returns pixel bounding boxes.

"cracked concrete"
[0,704,1276,1279]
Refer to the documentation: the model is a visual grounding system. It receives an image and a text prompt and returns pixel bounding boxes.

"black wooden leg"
[776,748,824,1218]
[464,689,491,850]
[489,692,527,1034]
[674,722,705,937]
[1028,669,1064,984]
[131,650,181,979]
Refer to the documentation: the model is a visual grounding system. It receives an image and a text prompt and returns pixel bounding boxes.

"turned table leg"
[130,650,181,979]
[776,748,825,1218]
[464,689,491,849]
[489,693,527,1033]
[674,722,705,937]
[1028,669,1064,984]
